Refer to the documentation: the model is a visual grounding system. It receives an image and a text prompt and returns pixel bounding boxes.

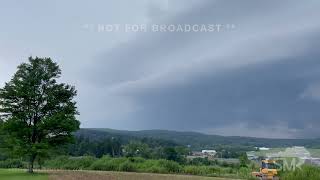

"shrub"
[67,156,96,170]
[128,157,145,163]
[157,159,181,173]
[146,165,167,174]
[237,167,252,179]
[183,166,205,175]
[281,165,320,180]
[0,159,24,168]
[136,159,165,173]
[40,155,244,178]
[119,160,137,172]
[89,156,127,171]
[183,165,222,176]
[44,156,69,169]
[43,156,96,170]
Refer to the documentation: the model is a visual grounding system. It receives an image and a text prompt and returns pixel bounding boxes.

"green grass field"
[0,169,48,180]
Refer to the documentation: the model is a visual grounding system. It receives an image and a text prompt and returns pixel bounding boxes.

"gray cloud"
[122,58,320,137]
[83,0,320,138]
[88,0,319,89]
[301,83,320,101]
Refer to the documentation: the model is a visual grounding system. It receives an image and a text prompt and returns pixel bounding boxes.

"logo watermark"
[265,147,311,171]
[272,157,305,171]
[82,23,236,33]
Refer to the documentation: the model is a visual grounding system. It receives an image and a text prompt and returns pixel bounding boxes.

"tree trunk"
[28,155,36,173]
[38,158,42,170]
[112,146,115,157]
[28,162,34,173]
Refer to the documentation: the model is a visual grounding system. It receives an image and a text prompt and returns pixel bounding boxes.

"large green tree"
[0,57,80,173]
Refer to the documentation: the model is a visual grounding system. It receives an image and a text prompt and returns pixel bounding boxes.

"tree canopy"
[0,57,80,172]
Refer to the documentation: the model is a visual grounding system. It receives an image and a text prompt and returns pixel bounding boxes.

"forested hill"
[77,128,320,149]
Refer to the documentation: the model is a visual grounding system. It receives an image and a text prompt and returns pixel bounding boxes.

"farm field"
[0,169,240,180]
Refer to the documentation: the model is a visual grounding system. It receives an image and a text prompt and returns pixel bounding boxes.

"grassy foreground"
[0,169,239,180]
[0,169,48,180]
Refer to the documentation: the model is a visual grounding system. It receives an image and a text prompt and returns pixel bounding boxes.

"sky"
[1,0,320,138]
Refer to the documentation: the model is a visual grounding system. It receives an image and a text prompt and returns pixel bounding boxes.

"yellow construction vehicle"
[252,159,280,180]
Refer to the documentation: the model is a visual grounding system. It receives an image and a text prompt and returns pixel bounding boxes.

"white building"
[258,147,270,151]
[201,150,217,156]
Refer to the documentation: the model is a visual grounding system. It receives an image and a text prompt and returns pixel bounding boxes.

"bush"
[128,157,145,163]
[89,156,127,171]
[0,159,24,168]
[237,167,252,179]
[44,156,96,170]
[43,156,68,169]
[88,156,182,173]
[136,159,166,173]
[119,160,137,172]
[183,165,222,176]
[68,156,96,170]
[183,166,206,175]
[281,165,320,180]
[157,159,181,173]
[146,165,168,174]
[40,155,244,178]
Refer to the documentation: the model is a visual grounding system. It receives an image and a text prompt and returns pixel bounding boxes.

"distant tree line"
[64,135,189,163]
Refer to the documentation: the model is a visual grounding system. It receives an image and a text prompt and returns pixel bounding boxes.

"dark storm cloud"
[125,57,320,133]
[89,0,319,87]
[83,0,320,138]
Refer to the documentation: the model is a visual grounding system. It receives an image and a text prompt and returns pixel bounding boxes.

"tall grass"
[44,156,96,170]
[42,155,249,178]
[280,165,320,180]
[2,155,320,179]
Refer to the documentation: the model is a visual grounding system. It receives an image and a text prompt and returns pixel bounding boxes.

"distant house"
[201,150,217,156]
[187,150,217,160]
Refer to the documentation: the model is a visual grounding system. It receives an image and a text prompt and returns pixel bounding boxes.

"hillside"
[77,128,320,150]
